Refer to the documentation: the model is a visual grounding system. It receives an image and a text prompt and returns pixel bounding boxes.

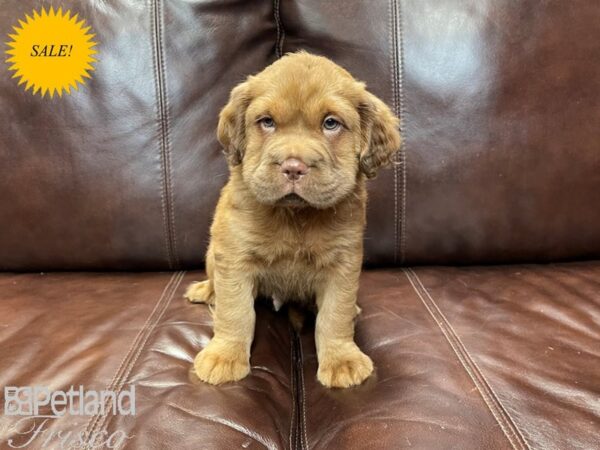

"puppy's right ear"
[217,81,251,166]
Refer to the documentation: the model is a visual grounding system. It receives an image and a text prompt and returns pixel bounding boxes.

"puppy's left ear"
[217,80,252,166]
[358,92,401,178]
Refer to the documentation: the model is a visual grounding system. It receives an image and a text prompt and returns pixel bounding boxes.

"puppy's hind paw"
[184,280,215,305]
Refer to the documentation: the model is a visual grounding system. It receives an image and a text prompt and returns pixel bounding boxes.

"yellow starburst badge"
[5,7,98,98]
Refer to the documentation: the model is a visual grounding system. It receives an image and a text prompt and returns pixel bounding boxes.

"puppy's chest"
[256,260,320,303]
[250,226,338,302]
[252,226,340,269]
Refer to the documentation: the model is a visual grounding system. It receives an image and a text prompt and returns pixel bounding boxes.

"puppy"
[185,52,400,388]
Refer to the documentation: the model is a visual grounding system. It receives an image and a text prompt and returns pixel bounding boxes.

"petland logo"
[4,385,136,417]
[3,385,135,449]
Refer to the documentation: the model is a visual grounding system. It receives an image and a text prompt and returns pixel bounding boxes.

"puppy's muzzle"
[281,158,309,182]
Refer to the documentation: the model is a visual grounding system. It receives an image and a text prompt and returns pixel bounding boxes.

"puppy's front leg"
[315,264,373,388]
[194,267,255,385]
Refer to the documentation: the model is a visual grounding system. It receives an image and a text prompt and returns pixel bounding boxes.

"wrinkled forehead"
[247,62,363,126]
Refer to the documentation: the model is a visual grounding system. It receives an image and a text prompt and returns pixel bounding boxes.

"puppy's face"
[218,52,400,209]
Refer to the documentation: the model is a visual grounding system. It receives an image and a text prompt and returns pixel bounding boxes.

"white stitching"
[404,269,531,450]
[89,271,186,446]
[397,0,407,265]
[389,0,399,264]
[82,271,181,447]
[412,271,532,449]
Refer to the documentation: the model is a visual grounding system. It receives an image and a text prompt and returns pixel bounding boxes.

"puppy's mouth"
[276,193,310,208]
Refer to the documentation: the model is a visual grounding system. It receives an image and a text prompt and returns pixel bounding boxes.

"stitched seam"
[397,0,407,265]
[158,0,179,269]
[86,271,185,446]
[151,0,179,269]
[411,270,533,449]
[82,271,181,447]
[288,326,297,450]
[82,271,179,442]
[297,336,308,450]
[403,269,522,449]
[389,0,400,264]
[403,269,531,450]
[90,271,186,445]
[274,0,285,58]
[149,0,172,269]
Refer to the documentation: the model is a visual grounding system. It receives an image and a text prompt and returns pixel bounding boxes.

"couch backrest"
[1,0,599,270]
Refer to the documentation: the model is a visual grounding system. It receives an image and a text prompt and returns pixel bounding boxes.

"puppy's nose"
[280,158,308,181]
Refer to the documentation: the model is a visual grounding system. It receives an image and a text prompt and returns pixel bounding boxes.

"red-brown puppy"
[185,51,400,388]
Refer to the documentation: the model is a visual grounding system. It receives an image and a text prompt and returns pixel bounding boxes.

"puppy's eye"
[258,116,275,131]
[323,116,341,132]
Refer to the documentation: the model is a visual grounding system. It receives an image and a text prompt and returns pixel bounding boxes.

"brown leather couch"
[1,1,599,449]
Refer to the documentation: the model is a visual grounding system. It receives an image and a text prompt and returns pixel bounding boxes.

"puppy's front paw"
[194,340,250,385]
[318,346,373,388]
[184,280,215,305]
